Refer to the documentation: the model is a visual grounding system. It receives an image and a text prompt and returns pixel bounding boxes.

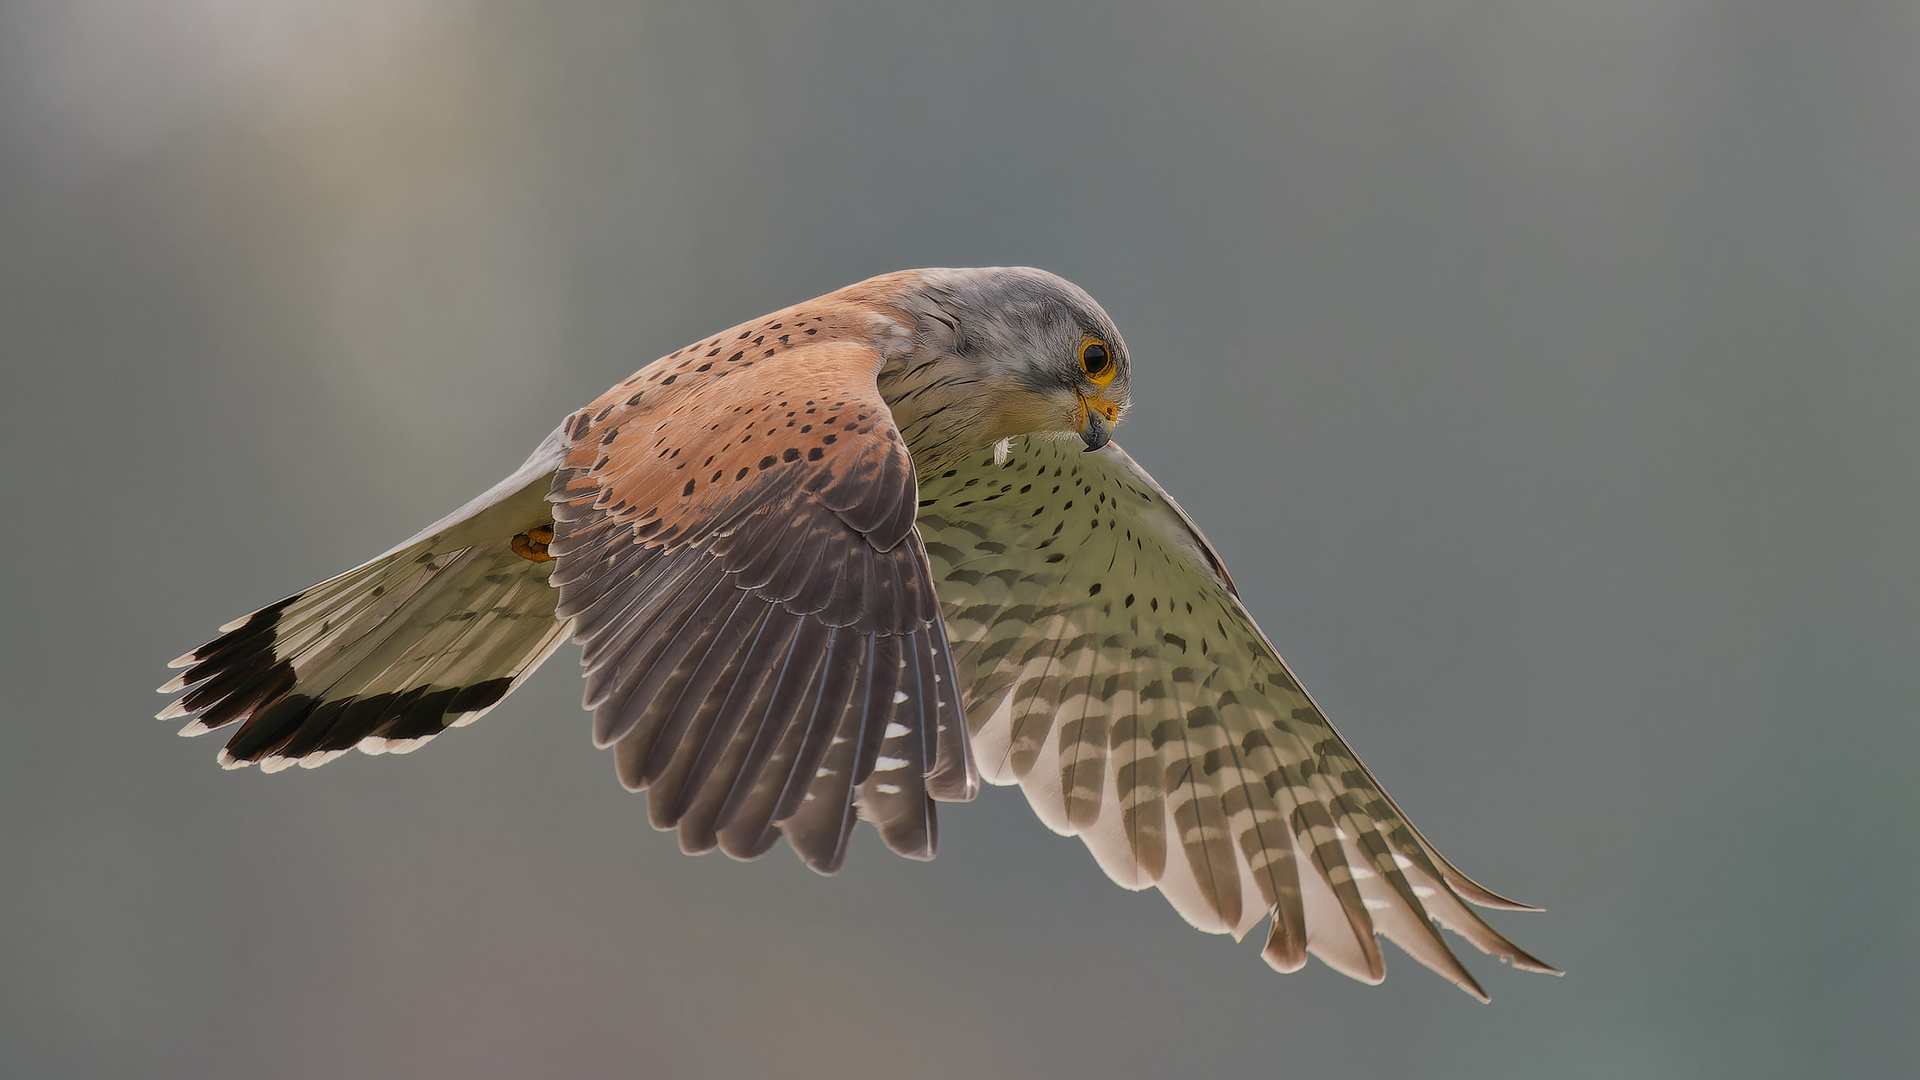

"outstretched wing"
[550,332,975,875]
[916,435,1555,999]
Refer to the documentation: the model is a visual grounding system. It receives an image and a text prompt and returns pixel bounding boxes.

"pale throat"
[878,352,1064,474]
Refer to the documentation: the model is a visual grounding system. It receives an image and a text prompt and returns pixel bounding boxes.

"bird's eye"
[1080,340,1114,384]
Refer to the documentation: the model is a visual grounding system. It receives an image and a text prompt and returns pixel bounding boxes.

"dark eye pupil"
[1083,343,1109,373]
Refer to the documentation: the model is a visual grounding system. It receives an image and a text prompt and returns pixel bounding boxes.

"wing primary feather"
[676,607,797,799]
[645,614,771,834]
[1340,806,1490,1000]
[776,634,877,873]
[571,540,693,656]
[579,549,711,706]
[580,550,718,715]
[1262,649,1545,917]
[850,633,904,787]
[859,630,935,859]
[728,510,818,595]
[636,587,762,786]
[1057,634,1107,830]
[647,598,781,823]
[601,563,738,785]
[670,608,804,850]
[713,623,838,859]
[1163,658,1244,932]
[1113,675,1168,884]
[997,612,1073,783]
[559,538,671,626]
[1219,740,1306,971]
[772,631,869,826]
[763,537,836,613]
[924,629,977,801]
[1296,797,1387,982]
[546,516,629,586]
[819,545,876,630]
[744,625,853,855]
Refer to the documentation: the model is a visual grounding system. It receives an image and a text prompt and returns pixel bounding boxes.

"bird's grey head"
[877,266,1132,468]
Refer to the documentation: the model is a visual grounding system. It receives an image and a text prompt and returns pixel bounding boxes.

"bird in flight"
[159,267,1556,999]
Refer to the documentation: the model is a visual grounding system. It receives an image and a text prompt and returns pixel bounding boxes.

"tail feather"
[160,426,571,769]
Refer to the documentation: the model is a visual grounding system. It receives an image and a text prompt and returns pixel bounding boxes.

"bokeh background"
[4,2,1917,1077]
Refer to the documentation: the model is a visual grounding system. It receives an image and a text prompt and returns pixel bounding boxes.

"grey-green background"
[4,2,1916,1077]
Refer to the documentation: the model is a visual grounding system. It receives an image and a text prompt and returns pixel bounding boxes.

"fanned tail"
[158,426,572,769]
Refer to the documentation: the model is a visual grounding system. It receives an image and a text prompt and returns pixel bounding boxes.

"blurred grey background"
[3,2,1916,1077]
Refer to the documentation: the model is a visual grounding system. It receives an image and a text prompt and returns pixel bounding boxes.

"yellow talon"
[512,523,555,562]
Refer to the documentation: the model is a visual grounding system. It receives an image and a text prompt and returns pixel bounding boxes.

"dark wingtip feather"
[876,796,938,861]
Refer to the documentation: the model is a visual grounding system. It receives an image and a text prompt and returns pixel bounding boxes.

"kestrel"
[159,268,1556,998]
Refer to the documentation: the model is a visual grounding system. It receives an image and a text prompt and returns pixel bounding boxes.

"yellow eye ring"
[1080,339,1115,385]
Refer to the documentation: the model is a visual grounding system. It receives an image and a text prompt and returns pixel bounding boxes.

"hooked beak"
[1082,412,1109,452]
[1079,396,1116,452]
